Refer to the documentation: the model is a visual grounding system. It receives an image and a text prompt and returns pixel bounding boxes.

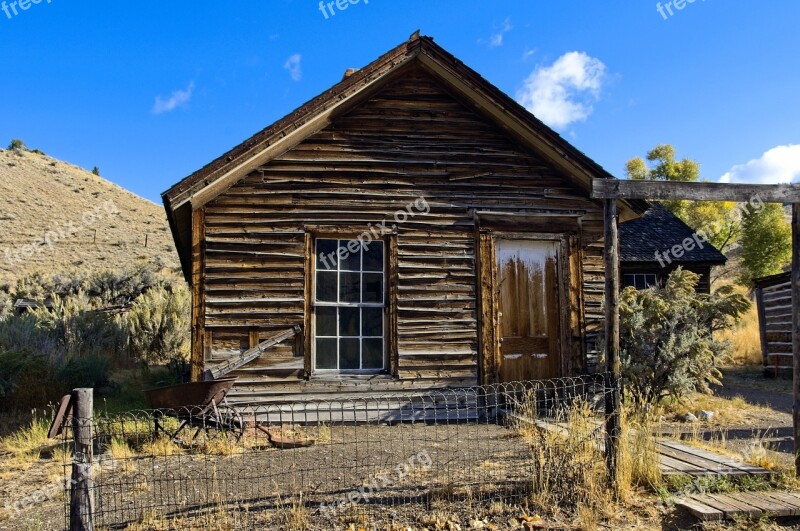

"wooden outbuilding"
[755,271,792,377]
[619,203,726,293]
[162,34,649,404]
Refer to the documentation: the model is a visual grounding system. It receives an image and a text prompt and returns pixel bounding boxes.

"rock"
[682,412,698,423]
[697,410,716,421]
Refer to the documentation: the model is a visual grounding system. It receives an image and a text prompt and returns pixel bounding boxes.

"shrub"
[615,268,749,404]
[0,287,11,321]
[86,265,161,306]
[126,284,190,377]
[8,138,25,151]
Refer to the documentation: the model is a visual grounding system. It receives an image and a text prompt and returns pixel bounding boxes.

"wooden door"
[496,239,562,382]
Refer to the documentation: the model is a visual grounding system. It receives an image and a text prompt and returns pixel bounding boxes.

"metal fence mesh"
[62,374,617,529]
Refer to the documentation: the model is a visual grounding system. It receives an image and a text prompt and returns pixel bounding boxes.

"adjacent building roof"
[161,33,647,281]
[619,203,727,264]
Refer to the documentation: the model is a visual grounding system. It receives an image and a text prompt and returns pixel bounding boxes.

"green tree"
[92,166,100,176]
[626,144,699,218]
[627,145,741,253]
[740,203,792,284]
[615,268,749,404]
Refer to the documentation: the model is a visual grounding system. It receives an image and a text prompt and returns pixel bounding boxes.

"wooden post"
[604,199,621,486]
[70,388,94,531]
[792,204,800,477]
[190,209,206,382]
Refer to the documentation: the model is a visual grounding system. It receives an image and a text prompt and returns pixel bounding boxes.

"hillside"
[0,147,179,284]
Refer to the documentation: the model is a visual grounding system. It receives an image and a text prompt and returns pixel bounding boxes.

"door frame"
[477,231,575,384]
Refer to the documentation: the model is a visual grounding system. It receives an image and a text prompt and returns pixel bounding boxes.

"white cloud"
[515,51,606,130]
[719,145,800,184]
[151,82,195,115]
[484,18,514,48]
[284,54,302,82]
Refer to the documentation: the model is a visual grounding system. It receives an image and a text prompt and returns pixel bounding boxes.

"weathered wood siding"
[201,67,606,402]
[756,272,792,376]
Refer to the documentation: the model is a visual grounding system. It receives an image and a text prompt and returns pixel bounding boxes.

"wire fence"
[62,374,618,530]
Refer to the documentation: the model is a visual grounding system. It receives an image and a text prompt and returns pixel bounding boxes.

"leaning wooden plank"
[658,439,772,475]
[674,497,724,521]
[656,444,743,475]
[204,326,301,380]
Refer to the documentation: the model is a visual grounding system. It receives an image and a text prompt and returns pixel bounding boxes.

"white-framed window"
[313,238,386,372]
[623,273,659,290]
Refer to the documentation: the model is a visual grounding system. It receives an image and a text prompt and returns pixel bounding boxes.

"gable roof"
[619,203,727,264]
[162,33,648,280]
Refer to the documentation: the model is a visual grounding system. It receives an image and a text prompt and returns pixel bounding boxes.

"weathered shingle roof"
[619,203,727,264]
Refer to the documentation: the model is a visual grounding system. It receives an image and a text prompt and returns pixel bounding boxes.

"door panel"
[496,240,561,382]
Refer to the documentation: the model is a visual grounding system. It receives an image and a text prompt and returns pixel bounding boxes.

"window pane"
[316,271,338,302]
[340,339,360,370]
[362,273,383,303]
[623,275,635,288]
[316,307,337,337]
[362,308,383,337]
[339,272,361,303]
[635,276,646,290]
[362,339,384,370]
[645,275,657,288]
[363,241,384,272]
[339,307,360,337]
[316,239,339,271]
[340,240,362,271]
[316,339,337,369]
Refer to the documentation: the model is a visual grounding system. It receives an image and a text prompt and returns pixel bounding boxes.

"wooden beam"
[190,208,206,382]
[793,203,800,476]
[604,198,621,487]
[592,179,800,203]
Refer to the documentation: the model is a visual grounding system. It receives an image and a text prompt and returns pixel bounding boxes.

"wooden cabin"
[755,271,792,377]
[619,204,726,294]
[162,34,647,405]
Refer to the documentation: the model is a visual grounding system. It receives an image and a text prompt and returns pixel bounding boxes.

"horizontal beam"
[592,179,800,203]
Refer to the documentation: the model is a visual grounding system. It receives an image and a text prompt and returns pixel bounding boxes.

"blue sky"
[2,0,799,203]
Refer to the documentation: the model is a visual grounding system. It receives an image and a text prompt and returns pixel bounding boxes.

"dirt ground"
[2,366,800,530]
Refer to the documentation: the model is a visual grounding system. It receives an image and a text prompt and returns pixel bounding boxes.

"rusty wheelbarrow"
[143,378,243,443]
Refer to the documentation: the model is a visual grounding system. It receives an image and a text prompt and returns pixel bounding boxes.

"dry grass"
[513,395,613,522]
[141,437,183,458]
[664,393,774,427]
[619,405,663,494]
[275,492,310,531]
[0,411,53,460]
[198,437,246,457]
[720,298,762,366]
[0,148,179,283]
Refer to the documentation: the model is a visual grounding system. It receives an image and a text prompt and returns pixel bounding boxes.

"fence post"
[603,198,622,490]
[70,388,94,531]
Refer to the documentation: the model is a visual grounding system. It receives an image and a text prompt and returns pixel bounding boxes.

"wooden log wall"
[202,66,607,402]
[756,272,793,376]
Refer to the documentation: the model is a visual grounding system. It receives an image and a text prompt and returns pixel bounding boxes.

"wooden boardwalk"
[676,491,800,521]
[657,438,772,477]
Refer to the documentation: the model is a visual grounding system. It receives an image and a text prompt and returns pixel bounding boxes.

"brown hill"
[0,147,179,284]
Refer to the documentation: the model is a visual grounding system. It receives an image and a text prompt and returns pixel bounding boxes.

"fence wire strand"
[62,374,618,529]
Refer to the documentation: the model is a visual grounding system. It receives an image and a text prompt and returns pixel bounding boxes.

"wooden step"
[676,491,800,521]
